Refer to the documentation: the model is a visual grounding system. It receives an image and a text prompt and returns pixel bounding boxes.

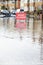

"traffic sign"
[16,12,26,20]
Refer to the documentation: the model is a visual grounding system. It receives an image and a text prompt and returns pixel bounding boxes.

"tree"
[2,0,9,10]
[1,0,6,9]
[1,5,6,9]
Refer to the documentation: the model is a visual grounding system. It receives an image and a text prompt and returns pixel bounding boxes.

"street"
[0,17,43,65]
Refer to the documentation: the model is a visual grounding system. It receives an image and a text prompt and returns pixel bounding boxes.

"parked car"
[16,9,20,13]
[20,9,24,12]
[1,10,11,17]
[0,14,5,18]
[10,9,16,15]
[16,9,24,13]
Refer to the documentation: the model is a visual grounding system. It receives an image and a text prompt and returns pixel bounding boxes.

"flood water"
[0,17,43,65]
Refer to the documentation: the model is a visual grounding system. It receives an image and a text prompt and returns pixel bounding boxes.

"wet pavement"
[0,17,43,65]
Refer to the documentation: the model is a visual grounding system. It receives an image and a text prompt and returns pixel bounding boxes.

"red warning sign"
[16,12,26,20]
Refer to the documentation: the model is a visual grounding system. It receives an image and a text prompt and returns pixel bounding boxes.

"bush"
[37,9,41,14]
[1,6,6,10]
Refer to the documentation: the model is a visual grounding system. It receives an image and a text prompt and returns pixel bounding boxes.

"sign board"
[16,22,26,29]
[16,12,26,20]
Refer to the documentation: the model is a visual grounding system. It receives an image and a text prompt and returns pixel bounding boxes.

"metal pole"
[33,0,36,14]
[6,0,9,10]
[27,0,29,17]
[42,0,43,28]
[28,0,29,14]
[15,0,16,10]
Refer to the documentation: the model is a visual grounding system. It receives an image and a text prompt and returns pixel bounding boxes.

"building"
[20,0,42,13]
[0,0,20,10]
[0,0,42,12]
[20,0,28,11]
[8,0,20,10]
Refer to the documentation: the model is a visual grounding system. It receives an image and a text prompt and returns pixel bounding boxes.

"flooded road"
[0,17,43,65]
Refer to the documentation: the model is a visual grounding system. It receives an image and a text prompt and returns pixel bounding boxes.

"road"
[0,17,43,65]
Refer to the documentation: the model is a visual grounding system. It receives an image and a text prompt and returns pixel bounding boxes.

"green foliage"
[1,6,6,9]
[37,8,41,14]
[1,6,8,10]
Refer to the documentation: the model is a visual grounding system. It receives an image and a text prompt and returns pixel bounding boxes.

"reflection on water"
[40,19,43,62]
[0,17,43,44]
[0,17,42,41]
[33,19,42,43]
